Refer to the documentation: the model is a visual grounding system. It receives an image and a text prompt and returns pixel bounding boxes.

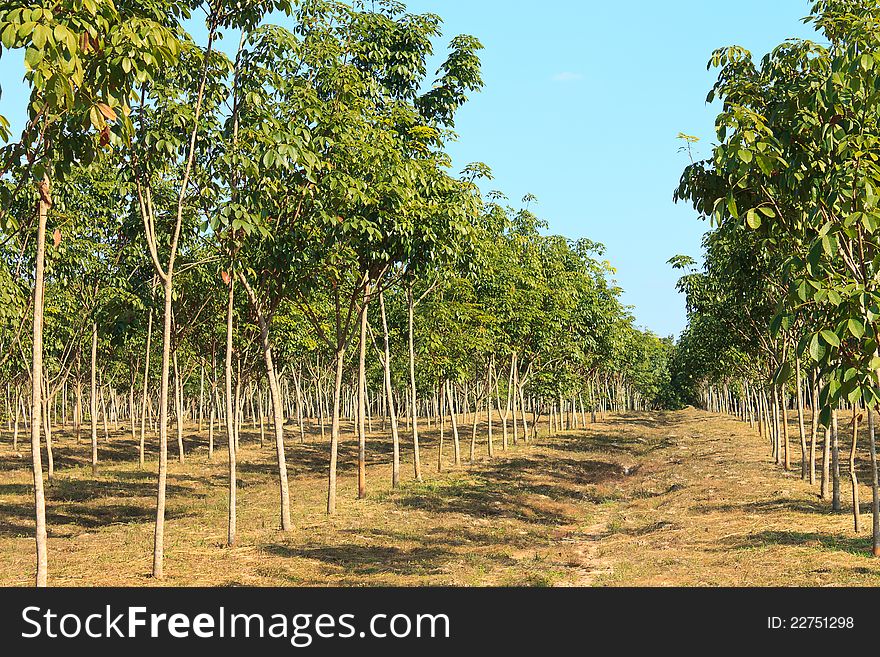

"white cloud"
[551,71,584,82]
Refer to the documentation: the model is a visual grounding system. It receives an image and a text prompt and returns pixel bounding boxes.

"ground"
[1,407,879,586]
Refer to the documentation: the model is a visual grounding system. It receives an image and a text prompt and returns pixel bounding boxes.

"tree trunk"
[832,410,841,512]
[139,304,153,469]
[173,350,185,464]
[224,278,237,546]
[239,274,291,530]
[809,373,818,486]
[407,283,422,481]
[821,424,831,501]
[152,271,175,579]
[379,291,400,487]
[850,406,861,533]
[328,347,346,514]
[30,177,50,586]
[90,321,98,475]
[357,282,370,499]
[868,406,880,556]
[437,384,445,472]
[795,360,807,479]
[448,380,461,466]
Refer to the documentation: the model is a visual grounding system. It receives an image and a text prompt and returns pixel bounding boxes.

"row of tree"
[673,0,880,555]
[1,0,671,586]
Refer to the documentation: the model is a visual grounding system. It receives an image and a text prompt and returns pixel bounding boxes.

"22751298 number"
[768,617,854,630]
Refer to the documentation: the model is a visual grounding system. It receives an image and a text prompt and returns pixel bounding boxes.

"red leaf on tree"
[221,271,231,285]
[96,103,117,122]
[53,229,61,248]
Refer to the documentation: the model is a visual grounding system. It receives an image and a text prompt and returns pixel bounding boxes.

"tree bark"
[795,360,807,479]
[357,282,370,498]
[90,321,98,475]
[224,278,236,546]
[139,303,153,469]
[868,406,880,556]
[378,291,401,487]
[30,177,50,586]
[407,283,422,481]
[850,406,861,533]
[327,346,346,514]
[239,273,291,529]
[821,424,831,501]
[832,410,841,512]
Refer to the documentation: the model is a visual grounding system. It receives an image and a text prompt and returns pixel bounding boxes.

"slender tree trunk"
[357,282,370,499]
[448,380,461,466]
[13,388,20,452]
[139,304,153,469]
[407,283,422,481]
[224,278,236,546]
[470,392,479,463]
[821,424,831,501]
[379,291,400,487]
[868,407,880,556]
[328,347,346,514]
[173,350,184,464]
[850,405,861,533]
[795,360,807,479]
[239,274,291,530]
[437,383,445,472]
[832,410,841,512]
[29,177,51,586]
[40,374,53,483]
[152,272,175,579]
[809,373,818,486]
[90,321,98,475]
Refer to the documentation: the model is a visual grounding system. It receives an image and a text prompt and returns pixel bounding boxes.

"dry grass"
[1,407,878,586]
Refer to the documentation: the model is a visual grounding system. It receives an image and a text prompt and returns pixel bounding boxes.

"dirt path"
[0,408,878,586]
[583,408,880,586]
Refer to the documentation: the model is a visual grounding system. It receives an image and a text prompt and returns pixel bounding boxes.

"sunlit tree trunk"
[239,274,291,530]
[795,360,807,479]
[139,303,153,469]
[224,278,236,546]
[30,177,50,587]
[407,283,422,481]
[868,406,880,556]
[437,383,445,472]
[90,321,99,475]
[832,410,841,512]
[809,372,819,485]
[327,346,346,514]
[850,405,861,533]
[357,282,370,499]
[379,291,401,487]
[448,380,461,466]
[821,425,831,501]
[172,350,185,464]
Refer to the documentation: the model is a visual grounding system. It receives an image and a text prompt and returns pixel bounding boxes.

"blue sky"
[400,0,819,338]
[0,1,821,337]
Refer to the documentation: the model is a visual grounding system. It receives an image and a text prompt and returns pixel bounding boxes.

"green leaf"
[809,333,823,362]
[727,195,739,219]
[745,209,761,229]
[820,329,840,347]
[847,318,865,339]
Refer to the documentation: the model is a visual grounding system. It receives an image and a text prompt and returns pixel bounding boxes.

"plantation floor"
[1,407,879,586]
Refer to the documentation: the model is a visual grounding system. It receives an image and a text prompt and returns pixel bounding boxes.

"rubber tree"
[0,0,178,586]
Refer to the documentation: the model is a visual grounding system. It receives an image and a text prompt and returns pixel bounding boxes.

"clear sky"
[0,1,821,337]
[400,0,819,338]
